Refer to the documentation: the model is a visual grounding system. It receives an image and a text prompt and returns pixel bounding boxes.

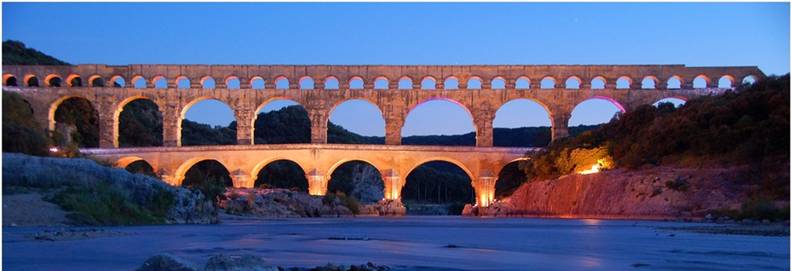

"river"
[3,216,789,270]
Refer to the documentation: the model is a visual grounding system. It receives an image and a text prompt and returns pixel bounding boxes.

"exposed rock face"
[348,164,384,204]
[359,199,406,216]
[3,153,218,225]
[466,166,768,219]
[221,188,353,218]
[136,254,390,271]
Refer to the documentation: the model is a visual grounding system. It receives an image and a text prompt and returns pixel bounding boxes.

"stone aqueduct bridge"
[3,64,763,206]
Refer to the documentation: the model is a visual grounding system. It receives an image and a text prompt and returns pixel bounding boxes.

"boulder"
[136,255,197,271]
[204,254,277,271]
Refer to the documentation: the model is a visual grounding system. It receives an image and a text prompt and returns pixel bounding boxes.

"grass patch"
[48,183,174,225]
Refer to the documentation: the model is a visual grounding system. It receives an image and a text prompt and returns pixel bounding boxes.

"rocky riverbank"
[221,188,406,218]
[137,254,394,271]
[2,153,218,226]
[465,165,789,222]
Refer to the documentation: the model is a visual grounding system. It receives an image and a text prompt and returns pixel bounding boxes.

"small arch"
[616,76,632,89]
[66,74,82,87]
[253,159,308,191]
[467,76,482,89]
[398,77,413,90]
[349,76,364,89]
[299,76,314,89]
[444,76,459,90]
[110,75,126,88]
[250,76,265,89]
[225,76,241,90]
[131,76,146,89]
[515,77,530,89]
[374,77,389,90]
[3,74,18,86]
[718,75,735,88]
[491,77,506,89]
[275,76,289,89]
[201,76,216,89]
[420,76,436,90]
[591,76,606,89]
[742,75,757,85]
[667,76,682,89]
[693,75,709,89]
[565,76,581,89]
[45,74,63,87]
[177,76,190,89]
[152,76,167,89]
[24,74,39,87]
[540,77,555,89]
[323,76,340,89]
[641,76,658,89]
[89,75,105,87]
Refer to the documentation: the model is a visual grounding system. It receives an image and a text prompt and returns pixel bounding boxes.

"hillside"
[3,40,69,65]
[484,75,791,220]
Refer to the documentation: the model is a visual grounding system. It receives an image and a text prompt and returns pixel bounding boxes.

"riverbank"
[467,165,789,223]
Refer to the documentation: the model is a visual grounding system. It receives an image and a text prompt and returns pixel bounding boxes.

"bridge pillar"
[309,109,328,144]
[473,175,496,207]
[381,169,403,200]
[384,117,403,145]
[161,104,180,147]
[306,169,327,196]
[550,107,571,141]
[96,96,117,148]
[474,107,494,147]
[230,170,254,188]
[235,109,254,145]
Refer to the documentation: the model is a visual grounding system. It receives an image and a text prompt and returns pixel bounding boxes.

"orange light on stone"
[578,159,606,175]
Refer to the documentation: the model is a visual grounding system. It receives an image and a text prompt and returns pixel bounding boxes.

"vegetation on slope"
[2,92,50,156]
[515,75,790,219]
[3,40,69,65]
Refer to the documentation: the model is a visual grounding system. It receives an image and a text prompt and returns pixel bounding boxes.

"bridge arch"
[3,74,17,86]
[348,76,364,89]
[405,157,475,183]
[373,76,389,89]
[444,76,460,90]
[115,95,163,147]
[252,98,310,144]
[693,74,710,89]
[403,97,476,145]
[251,158,309,191]
[130,75,146,88]
[116,156,147,169]
[591,76,606,89]
[718,75,736,88]
[569,96,626,128]
[494,98,552,147]
[88,75,105,87]
[178,96,236,146]
[564,76,582,89]
[48,95,94,130]
[109,75,126,87]
[327,160,385,203]
[515,76,530,89]
[24,74,39,87]
[44,74,63,87]
[327,98,385,144]
[174,157,232,186]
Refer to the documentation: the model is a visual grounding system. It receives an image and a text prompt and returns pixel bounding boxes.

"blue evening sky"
[4,3,788,136]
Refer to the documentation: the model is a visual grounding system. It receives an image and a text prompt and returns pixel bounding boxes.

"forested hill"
[3,40,69,65]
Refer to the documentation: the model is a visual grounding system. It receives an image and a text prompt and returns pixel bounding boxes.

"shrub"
[49,183,173,225]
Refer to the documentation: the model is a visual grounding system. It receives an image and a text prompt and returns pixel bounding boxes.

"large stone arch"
[47,95,96,131]
[326,98,386,142]
[173,157,232,186]
[251,97,310,145]
[177,96,236,147]
[250,157,310,182]
[113,95,163,148]
[404,157,476,184]
[403,97,477,137]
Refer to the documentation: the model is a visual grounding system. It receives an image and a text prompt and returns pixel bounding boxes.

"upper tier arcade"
[2,64,764,148]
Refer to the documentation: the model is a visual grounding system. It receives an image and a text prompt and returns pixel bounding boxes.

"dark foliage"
[119,99,163,147]
[494,162,527,199]
[255,160,308,191]
[181,119,236,146]
[2,92,50,156]
[520,75,790,200]
[182,160,232,205]
[254,105,311,144]
[401,161,475,204]
[53,98,99,148]
[125,160,157,177]
[2,40,69,65]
